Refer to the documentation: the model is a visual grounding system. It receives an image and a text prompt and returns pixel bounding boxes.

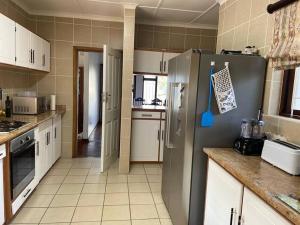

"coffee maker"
[234,111,266,155]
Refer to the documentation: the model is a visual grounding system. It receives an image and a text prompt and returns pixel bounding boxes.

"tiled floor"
[10,157,173,225]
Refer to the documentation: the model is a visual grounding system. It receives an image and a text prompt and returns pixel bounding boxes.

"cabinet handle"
[230,208,234,225]
[33,50,35,64]
[36,141,39,156]
[164,61,166,72]
[237,215,242,225]
[45,133,48,146]
[141,114,152,117]
[161,130,164,141]
[54,127,57,139]
[160,61,162,72]
[157,130,160,140]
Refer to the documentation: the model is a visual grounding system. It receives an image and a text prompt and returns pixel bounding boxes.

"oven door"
[10,139,35,200]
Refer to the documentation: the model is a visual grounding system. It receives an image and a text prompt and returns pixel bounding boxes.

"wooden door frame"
[72,46,103,158]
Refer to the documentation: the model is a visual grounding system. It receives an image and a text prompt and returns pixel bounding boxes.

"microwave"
[12,96,50,115]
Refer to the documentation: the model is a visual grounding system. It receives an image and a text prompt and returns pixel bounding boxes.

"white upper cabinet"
[242,188,292,225]
[1,13,50,72]
[42,40,50,72]
[134,50,163,74]
[16,23,31,68]
[162,52,180,74]
[0,14,16,65]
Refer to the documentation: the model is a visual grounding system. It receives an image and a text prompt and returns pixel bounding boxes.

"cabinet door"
[53,115,62,161]
[159,120,165,162]
[15,23,31,68]
[204,159,243,225]
[30,33,42,70]
[42,40,50,72]
[0,146,5,225]
[37,128,47,180]
[0,14,15,65]
[242,188,292,225]
[46,127,54,170]
[131,119,160,161]
[134,50,163,74]
[162,52,180,74]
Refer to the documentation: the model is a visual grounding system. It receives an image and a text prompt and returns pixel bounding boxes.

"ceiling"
[12,0,219,29]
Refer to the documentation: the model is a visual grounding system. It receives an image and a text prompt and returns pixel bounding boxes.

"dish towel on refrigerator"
[211,64,237,114]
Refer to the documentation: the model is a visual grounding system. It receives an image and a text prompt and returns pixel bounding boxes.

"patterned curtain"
[268,1,300,70]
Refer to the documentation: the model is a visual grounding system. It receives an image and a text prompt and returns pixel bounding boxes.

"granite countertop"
[0,106,66,145]
[132,105,166,112]
[204,148,300,225]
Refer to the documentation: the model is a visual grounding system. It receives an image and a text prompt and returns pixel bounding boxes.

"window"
[133,75,167,106]
[280,67,300,118]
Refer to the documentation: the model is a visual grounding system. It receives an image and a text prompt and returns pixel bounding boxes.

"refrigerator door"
[162,50,200,225]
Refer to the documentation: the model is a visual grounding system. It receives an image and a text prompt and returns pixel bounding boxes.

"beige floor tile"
[104,193,129,205]
[89,168,106,175]
[82,183,106,194]
[128,175,147,183]
[77,194,104,206]
[64,175,87,184]
[129,193,154,205]
[41,175,66,184]
[57,184,84,194]
[102,205,130,221]
[105,183,128,193]
[145,167,162,175]
[69,169,89,176]
[71,162,92,169]
[72,222,101,225]
[48,168,70,176]
[156,204,170,219]
[160,219,173,225]
[85,175,107,184]
[128,183,150,193]
[72,206,103,222]
[12,208,46,223]
[129,167,146,175]
[41,207,75,223]
[146,175,161,183]
[107,175,127,183]
[35,184,60,195]
[132,219,160,225]
[24,194,54,208]
[50,194,80,207]
[130,204,158,220]
[54,161,73,169]
[143,164,161,168]
[152,193,163,204]
[149,183,161,193]
[101,221,131,225]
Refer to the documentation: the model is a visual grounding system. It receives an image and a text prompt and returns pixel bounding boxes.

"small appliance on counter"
[262,140,300,175]
[12,96,50,115]
[234,112,266,155]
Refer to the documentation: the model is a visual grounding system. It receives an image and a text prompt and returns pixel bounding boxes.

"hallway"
[78,123,102,158]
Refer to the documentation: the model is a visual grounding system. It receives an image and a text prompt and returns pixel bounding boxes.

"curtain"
[268,1,300,70]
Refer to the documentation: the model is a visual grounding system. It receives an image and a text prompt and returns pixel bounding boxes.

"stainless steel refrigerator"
[162,49,266,225]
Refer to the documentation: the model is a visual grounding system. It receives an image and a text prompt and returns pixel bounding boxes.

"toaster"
[12,96,50,115]
[261,140,300,175]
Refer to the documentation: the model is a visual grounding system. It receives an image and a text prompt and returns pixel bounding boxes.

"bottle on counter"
[5,96,11,118]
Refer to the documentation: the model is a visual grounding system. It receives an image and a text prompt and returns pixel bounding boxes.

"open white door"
[101,45,122,172]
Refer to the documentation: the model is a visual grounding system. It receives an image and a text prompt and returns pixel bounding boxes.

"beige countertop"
[0,106,66,145]
[132,105,166,112]
[204,148,300,225]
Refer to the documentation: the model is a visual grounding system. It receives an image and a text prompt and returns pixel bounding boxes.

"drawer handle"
[141,114,152,117]
[23,188,31,198]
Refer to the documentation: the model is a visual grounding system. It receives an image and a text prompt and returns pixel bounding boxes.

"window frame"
[279,69,300,119]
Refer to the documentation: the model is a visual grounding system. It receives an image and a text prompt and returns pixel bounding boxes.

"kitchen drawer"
[132,111,161,119]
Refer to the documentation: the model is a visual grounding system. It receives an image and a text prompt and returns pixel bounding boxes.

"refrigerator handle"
[165,83,174,148]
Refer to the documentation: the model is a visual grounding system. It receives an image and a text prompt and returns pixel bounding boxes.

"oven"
[10,129,35,200]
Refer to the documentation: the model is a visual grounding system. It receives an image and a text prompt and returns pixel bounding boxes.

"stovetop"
[0,120,28,134]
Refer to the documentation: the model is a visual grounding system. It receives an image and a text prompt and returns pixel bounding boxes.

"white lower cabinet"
[204,159,292,225]
[131,119,160,161]
[36,116,62,182]
[0,145,6,225]
[204,160,243,225]
[242,188,291,225]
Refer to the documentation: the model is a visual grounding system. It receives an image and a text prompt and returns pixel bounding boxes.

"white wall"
[82,52,103,139]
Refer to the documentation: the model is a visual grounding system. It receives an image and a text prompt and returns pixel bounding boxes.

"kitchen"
[0,0,300,225]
